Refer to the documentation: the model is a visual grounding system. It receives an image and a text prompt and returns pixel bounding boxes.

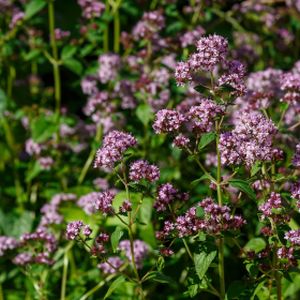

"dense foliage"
[1,0,300,299]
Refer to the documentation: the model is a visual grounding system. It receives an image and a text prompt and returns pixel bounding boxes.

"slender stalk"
[60,251,69,300]
[104,0,110,52]
[0,284,4,300]
[78,124,103,184]
[48,0,61,118]
[182,238,193,261]
[216,121,225,300]
[79,274,116,300]
[113,5,120,53]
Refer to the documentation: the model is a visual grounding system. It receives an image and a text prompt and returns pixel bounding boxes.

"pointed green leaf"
[228,179,256,200]
[25,0,46,19]
[194,250,217,280]
[103,276,126,299]
[111,226,124,253]
[198,132,216,150]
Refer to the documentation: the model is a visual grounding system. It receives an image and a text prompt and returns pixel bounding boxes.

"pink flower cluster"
[94,130,137,169]
[157,198,245,239]
[66,221,92,240]
[129,160,160,183]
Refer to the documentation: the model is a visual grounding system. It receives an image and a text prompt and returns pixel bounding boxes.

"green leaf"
[198,132,216,150]
[228,179,256,200]
[196,206,205,218]
[111,226,124,253]
[244,238,266,254]
[61,45,77,61]
[219,84,236,93]
[191,174,212,185]
[0,88,7,115]
[103,276,126,299]
[25,0,46,19]
[136,103,152,126]
[250,162,261,177]
[194,251,217,280]
[194,84,209,94]
[143,271,174,284]
[64,59,83,75]
[26,161,42,182]
[31,115,58,142]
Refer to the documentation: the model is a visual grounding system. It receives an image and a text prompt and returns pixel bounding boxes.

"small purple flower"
[174,62,192,86]
[129,160,160,183]
[98,54,120,84]
[119,240,149,269]
[94,191,115,214]
[285,230,300,245]
[190,34,228,72]
[13,253,33,266]
[258,192,282,220]
[292,144,300,167]
[172,134,190,149]
[94,131,137,169]
[153,109,185,134]
[25,139,41,156]
[187,99,224,133]
[154,183,188,212]
[66,221,89,240]
[38,156,54,170]
[119,200,132,213]
[98,256,124,274]
[0,236,19,256]
[78,0,105,19]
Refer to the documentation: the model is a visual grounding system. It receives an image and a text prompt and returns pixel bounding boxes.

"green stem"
[60,251,69,300]
[216,121,225,300]
[217,238,225,300]
[78,124,103,184]
[182,238,193,261]
[0,283,4,300]
[79,274,116,300]
[48,0,61,118]
[104,0,110,52]
[113,6,120,53]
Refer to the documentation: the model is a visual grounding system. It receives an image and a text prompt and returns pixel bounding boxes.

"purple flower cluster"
[78,0,105,19]
[38,156,54,170]
[292,144,300,167]
[129,160,160,182]
[83,91,111,116]
[218,60,246,96]
[258,192,288,223]
[0,236,19,256]
[193,34,228,71]
[132,10,165,40]
[119,240,149,269]
[219,111,278,166]
[187,99,224,132]
[66,221,92,240]
[180,26,205,47]
[172,134,190,149]
[25,138,41,156]
[157,198,245,239]
[77,192,104,215]
[154,183,189,212]
[280,72,300,103]
[98,54,120,84]
[81,76,98,95]
[9,10,24,29]
[94,130,137,169]
[285,230,300,245]
[94,190,115,214]
[40,193,76,227]
[21,228,57,253]
[175,35,228,85]
[153,109,185,134]
[98,256,124,274]
[54,28,70,41]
